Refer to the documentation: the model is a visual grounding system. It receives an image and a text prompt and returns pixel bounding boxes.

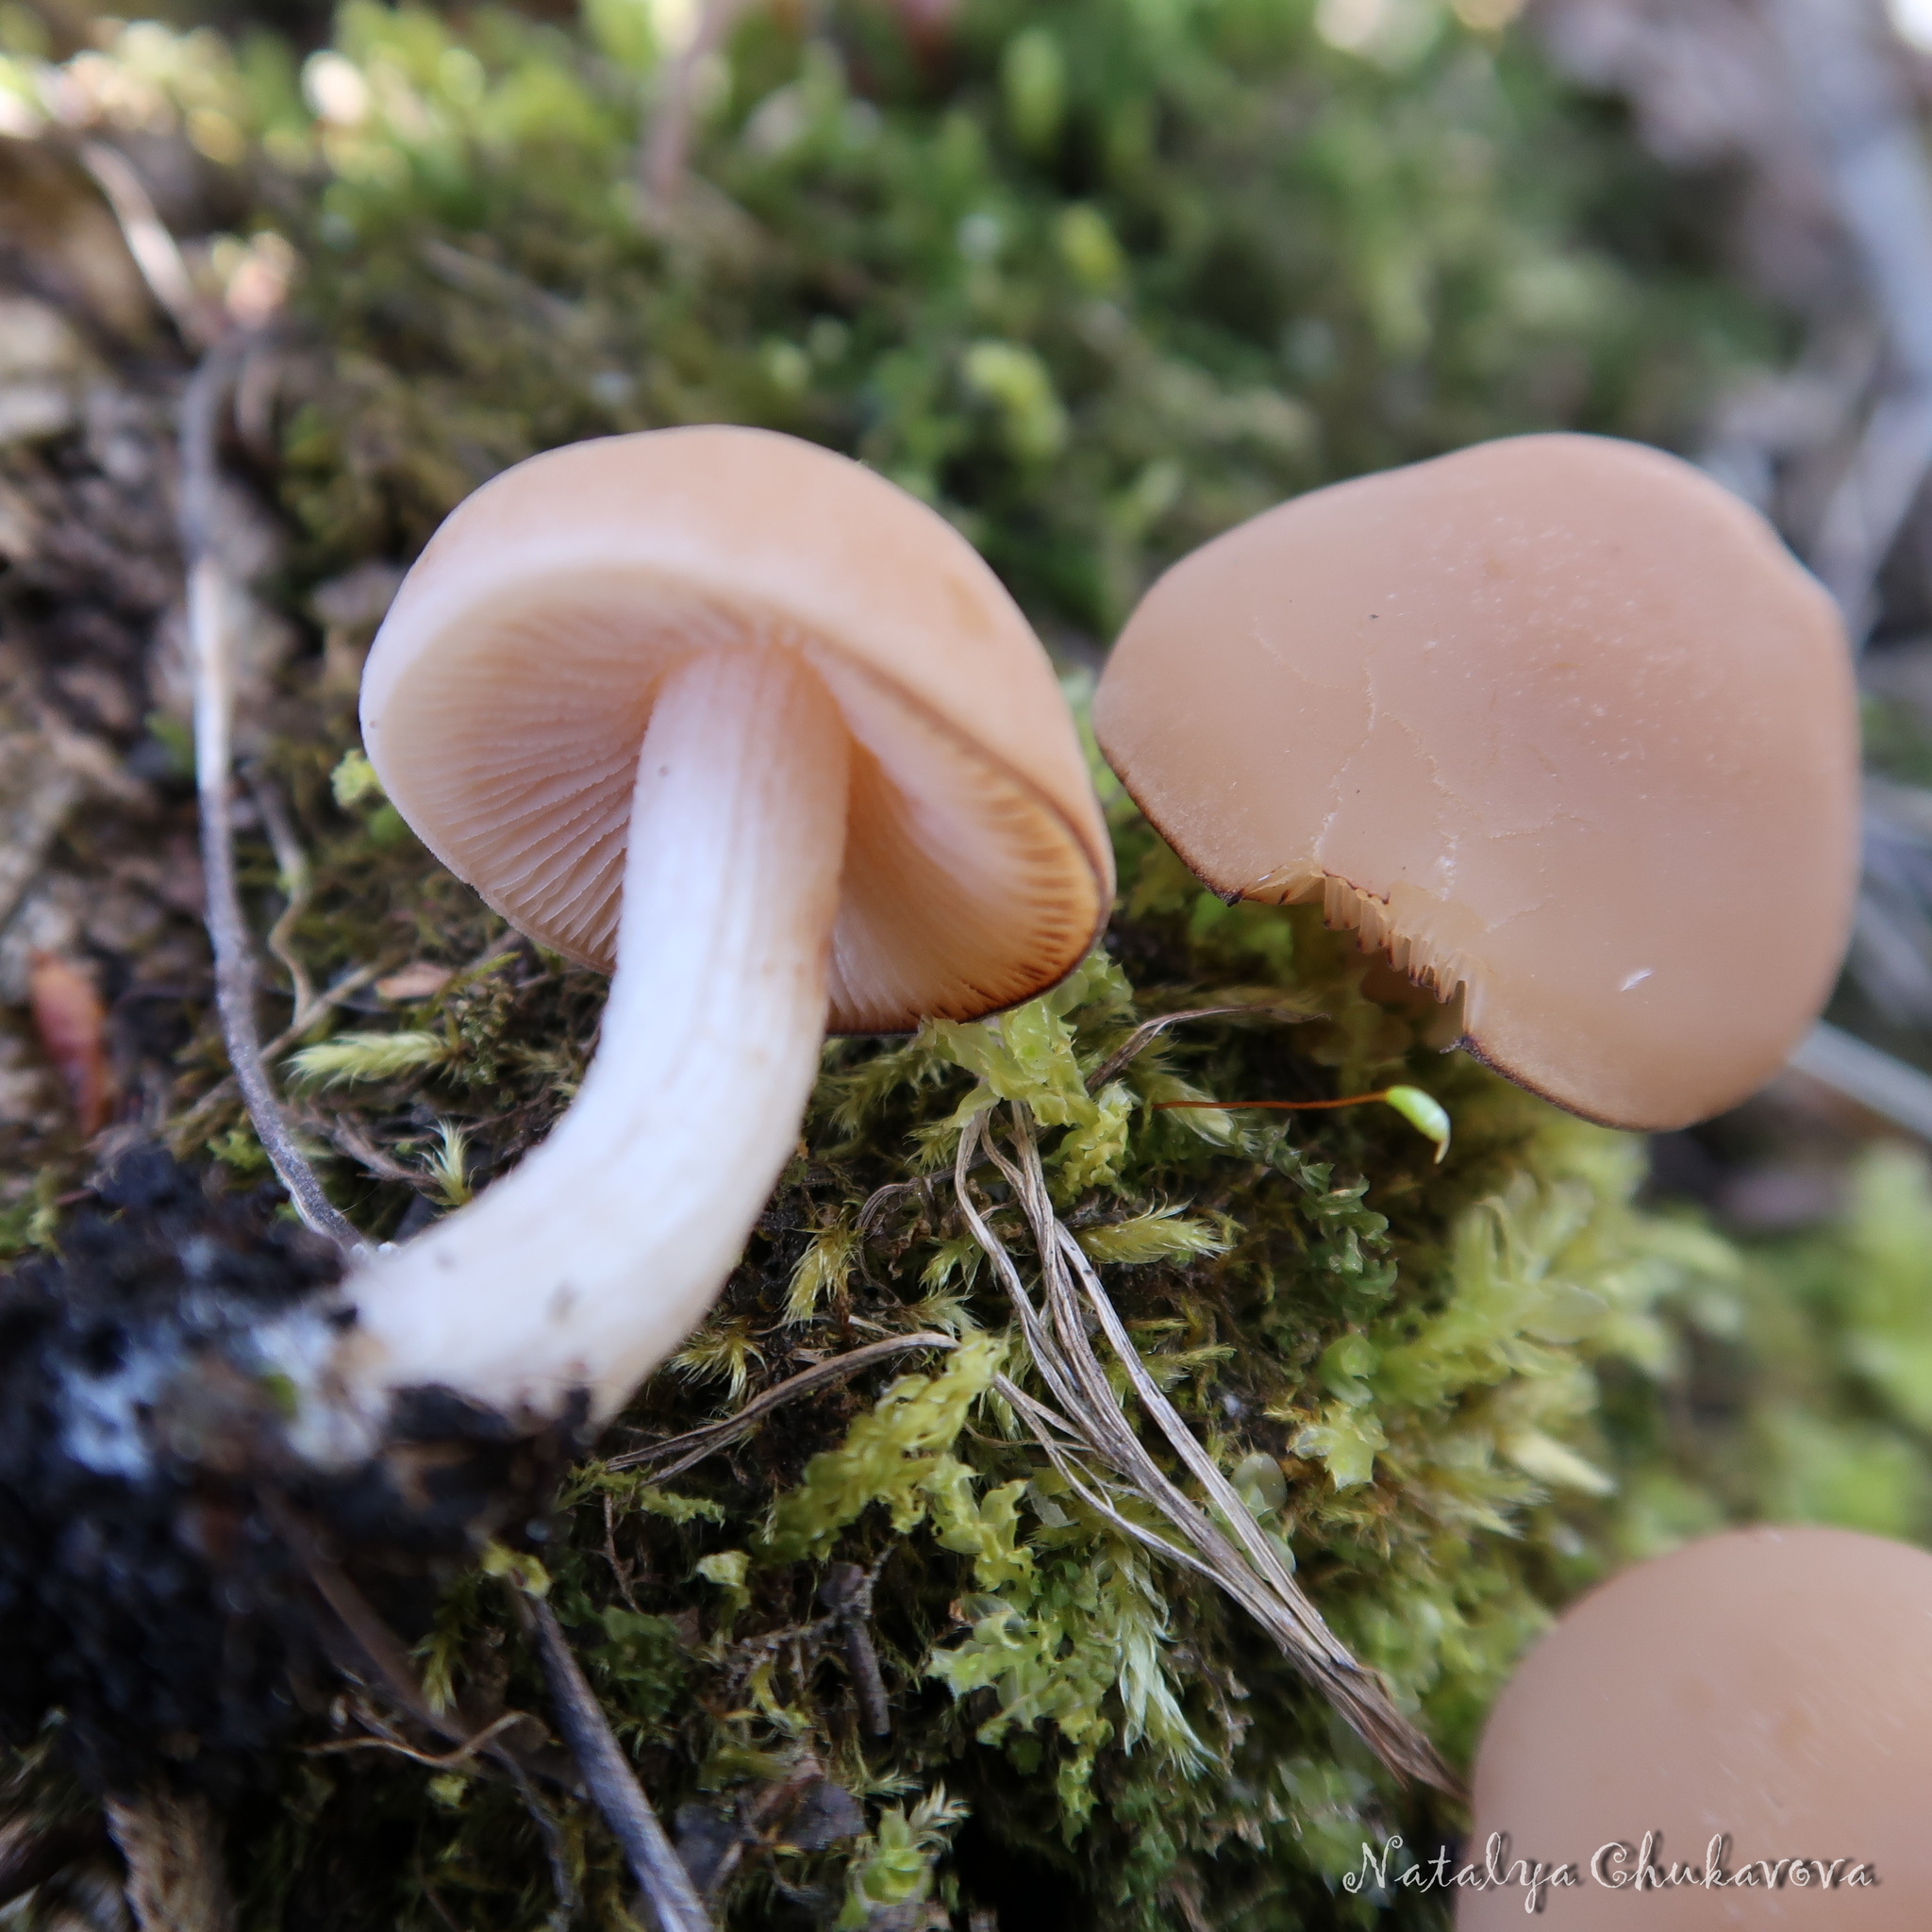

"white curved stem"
[338,644,850,1424]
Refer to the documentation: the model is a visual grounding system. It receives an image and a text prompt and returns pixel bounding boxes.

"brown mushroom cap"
[360,425,1112,1030]
[1093,434,1858,1130]
[1463,1525,1931,1927]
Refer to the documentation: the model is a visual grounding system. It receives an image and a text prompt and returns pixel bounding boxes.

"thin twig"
[854,1175,937,1241]
[265,1486,586,1932]
[308,1710,527,1770]
[503,1751,580,1932]
[263,963,387,1054]
[170,962,386,1138]
[181,341,363,1256]
[248,770,319,1022]
[1084,1003,1312,1092]
[259,1488,487,1743]
[606,1333,958,1477]
[640,0,760,213]
[604,1490,644,1612]
[320,1111,425,1187]
[521,1594,716,1932]
[817,1560,891,1738]
[77,139,208,342]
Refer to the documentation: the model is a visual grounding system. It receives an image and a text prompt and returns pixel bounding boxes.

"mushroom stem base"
[341,644,852,1424]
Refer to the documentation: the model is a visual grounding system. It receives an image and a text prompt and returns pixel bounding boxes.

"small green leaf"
[1229,1450,1287,1517]
[480,1541,551,1598]
[696,1550,750,1620]
[1291,1402,1387,1490]
[330,746,385,808]
[1318,1331,1378,1407]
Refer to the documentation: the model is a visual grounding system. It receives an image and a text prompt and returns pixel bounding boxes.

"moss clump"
[189,0,1778,632]
[150,754,1738,1929]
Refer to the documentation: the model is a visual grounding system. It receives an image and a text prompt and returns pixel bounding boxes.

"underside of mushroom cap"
[1093,434,1859,1130]
[359,427,1112,1031]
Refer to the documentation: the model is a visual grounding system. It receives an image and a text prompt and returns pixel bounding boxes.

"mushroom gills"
[339,642,851,1424]
[1247,869,1472,1013]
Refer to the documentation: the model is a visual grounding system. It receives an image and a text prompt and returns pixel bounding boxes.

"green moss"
[161,781,1756,1928]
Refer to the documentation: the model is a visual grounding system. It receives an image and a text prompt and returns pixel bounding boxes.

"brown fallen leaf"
[29,950,112,1136]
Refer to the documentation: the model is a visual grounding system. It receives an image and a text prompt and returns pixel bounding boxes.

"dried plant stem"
[169,963,385,1146]
[818,1560,891,1737]
[319,1110,424,1187]
[608,1331,958,1478]
[180,343,362,1257]
[248,771,319,1021]
[311,1710,528,1771]
[1083,1002,1311,1092]
[78,140,208,342]
[523,1595,717,1932]
[954,1106,1456,1794]
[640,0,759,211]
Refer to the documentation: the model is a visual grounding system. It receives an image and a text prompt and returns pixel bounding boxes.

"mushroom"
[1461,1525,1929,1926]
[1092,434,1859,1130]
[334,425,1110,1425]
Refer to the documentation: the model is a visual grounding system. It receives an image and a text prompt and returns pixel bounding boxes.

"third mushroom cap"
[1092,433,1859,1132]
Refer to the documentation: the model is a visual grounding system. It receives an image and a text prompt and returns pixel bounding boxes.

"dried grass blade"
[1083,1001,1313,1092]
[957,1104,1457,1794]
[607,1332,958,1478]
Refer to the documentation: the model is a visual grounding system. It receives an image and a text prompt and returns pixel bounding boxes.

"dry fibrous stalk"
[521,1594,716,1932]
[954,1108,1456,1794]
[609,1332,960,1482]
[180,341,361,1256]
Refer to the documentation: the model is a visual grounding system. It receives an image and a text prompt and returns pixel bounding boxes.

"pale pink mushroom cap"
[1462,1525,1931,1927]
[1094,434,1858,1130]
[360,425,1112,1029]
